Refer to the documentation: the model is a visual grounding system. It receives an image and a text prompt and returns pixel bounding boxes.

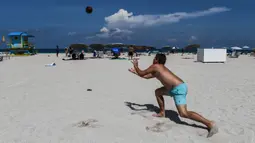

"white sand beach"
[0,54,255,143]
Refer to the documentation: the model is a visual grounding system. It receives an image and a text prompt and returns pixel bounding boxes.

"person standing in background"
[128,46,134,60]
[65,47,68,57]
[56,45,59,57]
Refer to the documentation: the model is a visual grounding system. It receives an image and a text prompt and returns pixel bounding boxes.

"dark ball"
[86,6,93,14]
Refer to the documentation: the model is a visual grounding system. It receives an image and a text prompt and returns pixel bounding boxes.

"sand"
[0,53,255,143]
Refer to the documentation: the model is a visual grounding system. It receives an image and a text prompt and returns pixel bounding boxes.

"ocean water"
[0,49,66,53]
[37,49,66,53]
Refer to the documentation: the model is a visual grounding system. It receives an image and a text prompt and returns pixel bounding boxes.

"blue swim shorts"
[169,83,187,105]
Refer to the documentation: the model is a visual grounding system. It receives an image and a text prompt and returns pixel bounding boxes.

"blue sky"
[0,0,254,48]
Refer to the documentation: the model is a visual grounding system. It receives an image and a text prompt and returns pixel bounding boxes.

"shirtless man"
[128,53,218,137]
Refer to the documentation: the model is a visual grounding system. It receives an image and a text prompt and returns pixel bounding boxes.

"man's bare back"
[152,64,184,90]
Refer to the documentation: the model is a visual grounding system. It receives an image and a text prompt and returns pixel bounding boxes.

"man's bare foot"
[152,112,165,117]
[207,121,216,129]
[207,122,218,138]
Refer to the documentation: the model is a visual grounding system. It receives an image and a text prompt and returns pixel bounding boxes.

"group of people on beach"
[60,45,138,60]
[63,46,85,60]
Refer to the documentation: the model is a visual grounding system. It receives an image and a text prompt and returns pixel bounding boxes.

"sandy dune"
[0,54,255,143]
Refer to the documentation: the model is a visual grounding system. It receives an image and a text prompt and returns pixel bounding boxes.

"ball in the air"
[86,6,93,14]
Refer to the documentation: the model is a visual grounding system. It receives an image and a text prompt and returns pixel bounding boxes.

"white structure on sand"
[197,48,226,63]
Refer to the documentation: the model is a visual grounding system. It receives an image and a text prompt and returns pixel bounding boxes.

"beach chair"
[1,52,10,59]
[106,51,112,57]
[97,51,104,58]
[0,52,3,61]
[183,53,195,59]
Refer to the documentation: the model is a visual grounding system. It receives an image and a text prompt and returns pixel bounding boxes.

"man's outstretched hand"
[128,68,136,74]
[131,59,138,67]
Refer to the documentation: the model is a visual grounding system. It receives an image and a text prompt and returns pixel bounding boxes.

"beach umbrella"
[145,46,156,51]
[70,44,88,48]
[112,48,120,52]
[161,46,172,51]
[242,46,250,49]
[184,44,200,50]
[231,46,242,50]
[89,44,104,51]
[131,46,147,50]
[69,44,88,52]
[184,44,200,53]
[105,43,125,48]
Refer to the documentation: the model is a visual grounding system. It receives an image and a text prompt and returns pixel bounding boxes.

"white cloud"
[104,7,230,29]
[189,36,197,41]
[167,38,177,42]
[68,32,77,36]
[87,28,133,40]
[88,7,230,39]
[100,27,109,33]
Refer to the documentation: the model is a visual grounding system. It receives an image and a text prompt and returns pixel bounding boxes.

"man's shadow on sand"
[125,101,208,130]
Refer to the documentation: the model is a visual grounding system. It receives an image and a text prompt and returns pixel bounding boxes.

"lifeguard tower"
[7,32,36,56]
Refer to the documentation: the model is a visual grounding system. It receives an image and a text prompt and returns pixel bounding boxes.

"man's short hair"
[155,53,166,64]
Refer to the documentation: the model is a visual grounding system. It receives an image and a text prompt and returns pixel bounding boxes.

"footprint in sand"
[146,122,173,132]
[131,111,172,132]
[130,111,150,118]
[73,119,100,128]
[130,111,170,122]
